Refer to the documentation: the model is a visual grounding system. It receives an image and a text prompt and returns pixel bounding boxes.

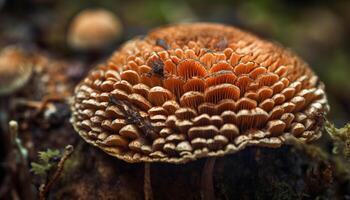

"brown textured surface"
[71,23,329,163]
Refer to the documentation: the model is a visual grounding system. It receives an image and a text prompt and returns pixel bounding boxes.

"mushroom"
[71,23,329,199]
[0,46,33,95]
[67,9,123,51]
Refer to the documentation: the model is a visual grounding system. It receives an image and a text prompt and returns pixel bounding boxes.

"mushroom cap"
[0,46,33,95]
[67,9,123,50]
[71,23,329,164]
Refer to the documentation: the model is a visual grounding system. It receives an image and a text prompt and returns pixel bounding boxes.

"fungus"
[71,23,329,199]
[0,46,33,95]
[67,9,123,50]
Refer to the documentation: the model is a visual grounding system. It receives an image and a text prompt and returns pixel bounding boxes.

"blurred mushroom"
[71,23,329,199]
[0,46,33,95]
[67,9,123,51]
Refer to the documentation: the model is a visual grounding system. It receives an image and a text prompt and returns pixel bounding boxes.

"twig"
[109,95,157,139]
[13,95,69,116]
[39,145,74,200]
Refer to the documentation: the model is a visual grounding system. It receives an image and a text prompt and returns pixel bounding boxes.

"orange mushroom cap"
[71,23,329,163]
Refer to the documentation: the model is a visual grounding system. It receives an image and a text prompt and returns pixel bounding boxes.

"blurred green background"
[0,0,349,125]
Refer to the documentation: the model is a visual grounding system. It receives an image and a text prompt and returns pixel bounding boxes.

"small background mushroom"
[67,9,123,51]
[0,46,33,95]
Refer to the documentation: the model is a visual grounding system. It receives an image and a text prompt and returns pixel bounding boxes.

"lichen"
[325,120,350,159]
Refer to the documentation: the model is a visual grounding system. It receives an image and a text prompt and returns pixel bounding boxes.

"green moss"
[30,149,60,177]
[325,121,350,158]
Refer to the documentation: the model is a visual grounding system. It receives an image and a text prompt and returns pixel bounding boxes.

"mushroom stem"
[144,163,154,200]
[201,157,216,200]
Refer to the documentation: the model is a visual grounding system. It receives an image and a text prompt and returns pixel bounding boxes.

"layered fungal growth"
[71,23,329,163]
